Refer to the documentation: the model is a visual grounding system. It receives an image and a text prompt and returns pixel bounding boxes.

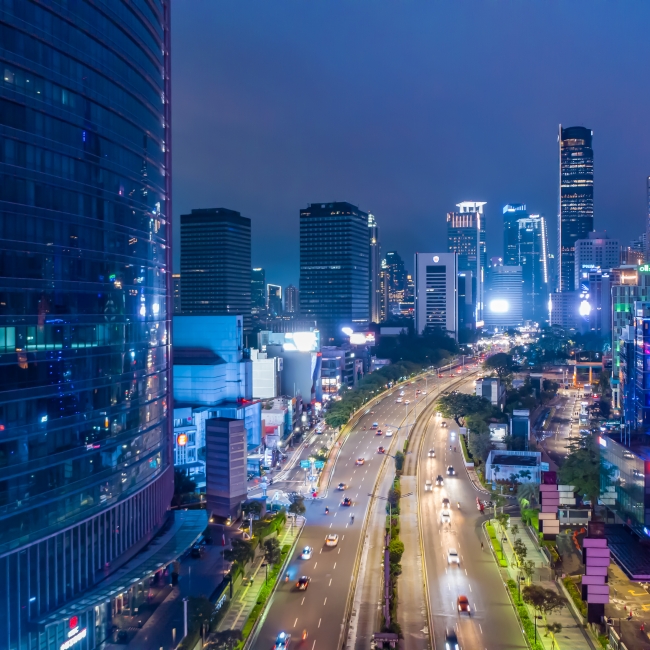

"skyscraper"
[518,215,550,322]
[447,202,487,321]
[574,232,621,288]
[251,268,266,312]
[559,125,594,292]
[485,264,524,329]
[300,202,370,342]
[414,253,458,337]
[0,2,184,647]
[180,208,252,332]
[285,284,299,314]
[384,251,408,317]
[369,213,381,323]
[503,204,528,266]
[267,284,282,317]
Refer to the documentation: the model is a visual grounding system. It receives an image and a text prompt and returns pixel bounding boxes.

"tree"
[174,469,196,496]
[546,622,562,649]
[522,559,535,583]
[288,495,306,516]
[387,486,401,510]
[518,469,532,482]
[325,410,349,429]
[539,591,567,616]
[242,500,263,518]
[263,537,282,566]
[510,524,519,537]
[517,482,539,508]
[206,630,243,650]
[187,596,214,635]
[522,584,547,642]
[388,538,405,564]
[394,451,405,472]
[483,352,515,379]
[513,538,527,565]
[223,538,254,565]
[436,392,491,426]
[559,435,609,511]
[467,427,493,465]
[496,512,510,530]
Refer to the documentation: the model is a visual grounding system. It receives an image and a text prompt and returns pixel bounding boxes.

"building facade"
[559,125,594,292]
[299,202,370,342]
[384,251,407,318]
[484,265,523,329]
[414,253,458,337]
[518,215,550,323]
[0,2,184,648]
[173,274,182,314]
[251,268,266,312]
[180,208,251,332]
[267,284,282,318]
[447,202,486,320]
[503,203,528,266]
[574,232,620,289]
[368,213,381,324]
[284,284,299,314]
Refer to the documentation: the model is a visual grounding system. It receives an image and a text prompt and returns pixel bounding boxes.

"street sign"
[300,460,311,469]
[314,460,325,469]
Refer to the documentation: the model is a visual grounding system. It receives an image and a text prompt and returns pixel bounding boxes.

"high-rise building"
[369,213,381,323]
[518,215,550,322]
[384,251,407,317]
[414,253,458,337]
[503,204,528,266]
[180,208,252,332]
[379,263,390,322]
[484,264,524,329]
[0,3,193,647]
[251,268,266,312]
[267,284,282,317]
[173,273,182,314]
[299,202,370,342]
[285,284,299,314]
[559,126,594,292]
[646,177,650,262]
[574,232,620,288]
[447,202,487,320]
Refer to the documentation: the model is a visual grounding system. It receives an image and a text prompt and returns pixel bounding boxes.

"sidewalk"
[217,516,304,632]
[492,517,596,650]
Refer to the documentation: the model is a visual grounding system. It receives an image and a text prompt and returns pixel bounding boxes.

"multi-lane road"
[250,371,460,649]
[418,381,527,650]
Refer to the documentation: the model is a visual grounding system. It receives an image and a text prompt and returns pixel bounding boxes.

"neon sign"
[60,627,87,650]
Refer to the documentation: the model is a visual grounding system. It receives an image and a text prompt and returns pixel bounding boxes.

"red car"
[375,429,383,436]
[457,595,471,614]
[378,447,386,454]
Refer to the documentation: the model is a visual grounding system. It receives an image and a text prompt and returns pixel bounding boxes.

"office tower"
[251,268,267,312]
[447,202,487,320]
[518,215,550,322]
[581,269,611,337]
[458,271,477,333]
[285,284,299,314]
[180,208,252,332]
[401,273,415,316]
[173,274,182,314]
[484,264,524,329]
[623,234,646,265]
[414,253,458,338]
[574,232,621,288]
[646,177,650,262]
[0,2,178,647]
[379,262,390,322]
[369,213,381,323]
[384,251,408,316]
[503,204,528,266]
[559,126,594,292]
[299,202,370,342]
[267,284,282,317]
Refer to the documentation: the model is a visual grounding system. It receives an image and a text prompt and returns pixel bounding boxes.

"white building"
[414,252,458,338]
[250,348,282,398]
[485,450,541,483]
[574,231,620,289]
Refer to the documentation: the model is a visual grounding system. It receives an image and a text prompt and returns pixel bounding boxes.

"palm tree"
[517,482,539,508]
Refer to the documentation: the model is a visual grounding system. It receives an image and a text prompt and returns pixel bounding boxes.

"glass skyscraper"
[502,203,528,266]
[299,202,370,342]
[559,125,594,292]
[0,2,177,648]
[518,215,549,323]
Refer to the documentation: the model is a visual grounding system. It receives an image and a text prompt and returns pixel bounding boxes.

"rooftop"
[490,454,538,467]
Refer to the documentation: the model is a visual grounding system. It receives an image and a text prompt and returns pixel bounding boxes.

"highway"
[418,379,528,650]
[250,369,464,650]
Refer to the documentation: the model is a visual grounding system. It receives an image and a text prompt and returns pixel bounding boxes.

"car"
[375,429,383,435]
[371,422,379,429]
[428,449,436,458]
[436,475,444,486]
[356,458,364,466]
[377,446,386,454]
[396,398,403,403]
[442,497,450,509]
[300,546,313,560]
[404,399,410,405]
[421,390,428,395]
[416,389,421,394]
[337,482,348,491]
[190,544,204,558]
[295,576,311,590]
[385,429,393,437]
[457,595,470,614]
[441,510,452,524]
[274,631,291,649]
[445,629,459,650]
[447,466,455,476]
[399,390,405,396]
[440,421,448,428]
[424,480,432,491]
[325,534,339,547]
[447,548,460,565]
[341,497,352,507]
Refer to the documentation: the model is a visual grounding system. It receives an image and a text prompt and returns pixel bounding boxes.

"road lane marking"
[294,618,298,627]
[338,548,341,554]
[469,583,472,592]
[329,523,332,528]
[301,597,305,605]
[333,562,336,569]
[320,548,322,554]
[311,641,316,650]
[329,578,332,586]
[323,597,327,605]
[314,562,317,569]
[318,619,322,629]
[479,624,483,634]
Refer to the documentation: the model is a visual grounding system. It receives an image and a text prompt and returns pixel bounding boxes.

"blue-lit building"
[0,3,208,649]
[502,204,528,266]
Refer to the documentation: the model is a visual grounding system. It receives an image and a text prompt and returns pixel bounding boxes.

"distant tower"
[503,204,528,266]
[285,284,299,314]
[369,213,381,323]
[267,284,282,317]
[251,268,266,312]
[558,126,594,292]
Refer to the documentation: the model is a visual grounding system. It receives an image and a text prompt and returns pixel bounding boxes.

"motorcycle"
[325,507,329,515]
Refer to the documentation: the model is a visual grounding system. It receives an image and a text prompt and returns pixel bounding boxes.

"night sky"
[172,2,650,289]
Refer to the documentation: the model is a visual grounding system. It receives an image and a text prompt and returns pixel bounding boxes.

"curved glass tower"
[0,1,172,647]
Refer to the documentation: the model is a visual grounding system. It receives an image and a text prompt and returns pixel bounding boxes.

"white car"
[447,548,460,565]
[325,534,339,547]
[441,511,452,525]
[421,390,427,395]
[399,390,405,396]
[300,546,313,560]
[424,480,432,491]
[428,449,436,458]
[396,398,403,403]
[385,429,393,437]
[404,399,410,405]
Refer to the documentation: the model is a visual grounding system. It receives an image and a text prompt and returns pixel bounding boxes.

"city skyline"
[172,2,650,289]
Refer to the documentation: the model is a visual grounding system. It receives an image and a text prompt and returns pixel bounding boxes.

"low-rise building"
[475,377,506,409]
[485,450,541,483]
